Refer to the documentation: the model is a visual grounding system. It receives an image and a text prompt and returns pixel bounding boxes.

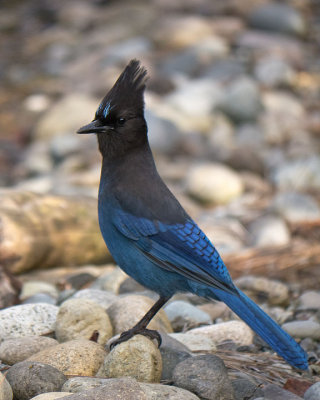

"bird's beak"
[77,120,113,134]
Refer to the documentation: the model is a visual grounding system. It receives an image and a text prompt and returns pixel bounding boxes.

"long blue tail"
[211,287,308,370]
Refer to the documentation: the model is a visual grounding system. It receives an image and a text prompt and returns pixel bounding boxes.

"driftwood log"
[0,189,111,274]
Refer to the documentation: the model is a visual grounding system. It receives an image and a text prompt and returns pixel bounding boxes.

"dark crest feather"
[96,59,148,119]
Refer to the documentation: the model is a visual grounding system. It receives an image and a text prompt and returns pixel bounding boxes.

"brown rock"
[27,339,106,376]
[55,299,113,345]
[0,190,110,274]
[107,295,172,335]
[102,335,162,383]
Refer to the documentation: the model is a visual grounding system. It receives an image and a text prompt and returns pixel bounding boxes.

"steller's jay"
[77,60,308,370]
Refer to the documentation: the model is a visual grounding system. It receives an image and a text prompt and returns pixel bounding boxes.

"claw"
[109,328,162,350]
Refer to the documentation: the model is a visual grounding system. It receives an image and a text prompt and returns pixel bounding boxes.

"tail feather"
[212,288,308,370]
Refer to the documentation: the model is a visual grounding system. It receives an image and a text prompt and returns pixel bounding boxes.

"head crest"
[96,59,148,119]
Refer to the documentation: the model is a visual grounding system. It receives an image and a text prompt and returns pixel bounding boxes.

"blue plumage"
[78,59,309,370]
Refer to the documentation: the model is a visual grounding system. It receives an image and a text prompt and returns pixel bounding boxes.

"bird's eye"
[117,117,126,126]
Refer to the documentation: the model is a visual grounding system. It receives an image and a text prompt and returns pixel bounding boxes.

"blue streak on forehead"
[97,101,112,118]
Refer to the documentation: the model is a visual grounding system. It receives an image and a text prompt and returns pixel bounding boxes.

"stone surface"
[0,303,58,341]
[164,300,212,331]
[248,3,306,37]
[282,320,320,340]
[272,192,320,223]
[219,77,262,123]
[55,298,113,345]
[90,267,128,294]
[159,340,191,380]
[30,393,72,400]
[61,377,146,400]
[187,320,254,346]
[34,94,97,140]
[27,339,106,376]
[0,372,12,400]
[231,378,263,400]
[304,382,320,400]
[107,295,172,335]
[248,216,290,248]
[0,336,58,365]
[263,383,303,399]
[186,163,243,205]
[20,281,58,300]
[140,383,200,399]
[70,289,117,309]
[169,332,217,352]
[297,291,320,310]
[5,361,66,400]
[172,355,234,400]
[102,335,162,383]
[235,276,289,306]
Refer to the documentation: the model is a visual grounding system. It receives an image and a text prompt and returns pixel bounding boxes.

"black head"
[77,59,148,158]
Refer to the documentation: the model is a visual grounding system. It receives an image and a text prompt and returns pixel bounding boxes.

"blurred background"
[0,0,320,285]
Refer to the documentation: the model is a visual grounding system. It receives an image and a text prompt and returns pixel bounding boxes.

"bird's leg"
[109,295,171,350]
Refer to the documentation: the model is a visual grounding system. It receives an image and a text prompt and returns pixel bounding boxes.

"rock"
[27,339,106,376]
[172,355,234,400]
[282,320,320,340]
[271,157,320,192]
[304,382,320,400]
[235,276,289,306]
[248,3,306,37]
[159,335,191,380]
[197,301,229,321]
[152,15,214,49]
[231,377,263,400]
[0,372,13,400]
[102,335,162,383]
[0,336,58,365]
[207,113,235,163]
[261,91,305,145]
[34,94,97,140]
[145,110,182,154]
[248,215,290,248]
[118,277,146,294]
[22,293,57,305]
[187,320,254,346]
[254,57,294,87]
[58,378,146,400]
[55,298,113,345]
[0,265,21,309]
[104,37,151,64]
[162,78,223,132]
[140,383,200,399]
[22,141,53,176]
[5,361,66,400]
[90,267,128,294]
[62,377,118,392]
[20,281,58,301]
[0,303,58,341]
[49,133,83,162]
[272,192,320,223]
[0,190,110,274]
[186,163,244,205]
[70,289,117,309]
[30,393,72,400]
[107,295,172,335]
[297,291,320,310]
[164,300,212,331]
[219,77,262,123]
[263,383,303,399]
[169,333,217,352]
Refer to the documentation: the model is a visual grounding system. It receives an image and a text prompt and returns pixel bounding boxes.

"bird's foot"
[109,327,162,350]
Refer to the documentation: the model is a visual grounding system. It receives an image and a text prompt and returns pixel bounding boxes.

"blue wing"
[112,208,237,294]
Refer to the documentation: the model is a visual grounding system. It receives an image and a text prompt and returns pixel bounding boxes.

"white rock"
[186,163,244,205]
[282,320,320,340]
[169,333,217,352]
[187,320,254,346]
[0,304,58,341]
[0,372,13,400]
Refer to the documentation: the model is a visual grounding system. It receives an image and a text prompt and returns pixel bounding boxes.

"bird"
[77,59,308,370]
